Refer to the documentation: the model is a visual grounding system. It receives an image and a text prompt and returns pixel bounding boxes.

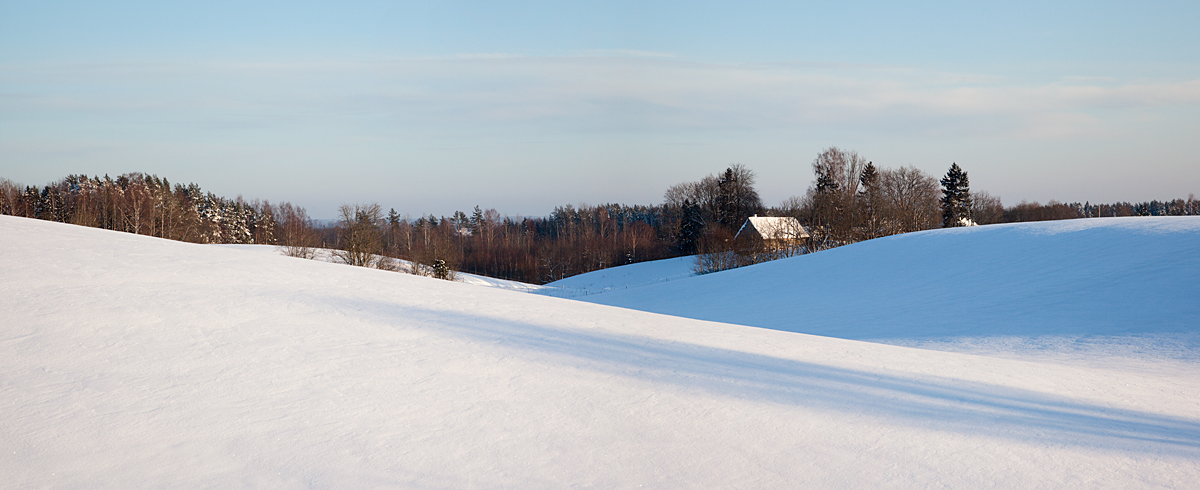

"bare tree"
[692,227,740,275]
[664,177,719,211]
[276,202,319,259]
[878,166,940,234]
[811,147,868,199]
[664,164,762,234]
[970,191,1004,225]
[334,203,386,268]
[0,178,23,217]
[806,147,869,245]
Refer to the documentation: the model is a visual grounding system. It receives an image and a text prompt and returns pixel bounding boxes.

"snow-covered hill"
[540,255,695,297]
[565,218,1200,355]
[217,244,553,293]
[3,215,1199,488]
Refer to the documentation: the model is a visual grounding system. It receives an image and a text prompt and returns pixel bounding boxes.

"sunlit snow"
[3,215,1198,489]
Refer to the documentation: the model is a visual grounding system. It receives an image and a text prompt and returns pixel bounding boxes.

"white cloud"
[3,55,1199,216]
[346,57,1200,139]
[4,56,1197,141]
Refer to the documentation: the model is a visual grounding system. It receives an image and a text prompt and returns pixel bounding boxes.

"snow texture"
[568,217,1200,358]
[218,244,552,294]
[539,256,696,298]
[3,215,1199,488]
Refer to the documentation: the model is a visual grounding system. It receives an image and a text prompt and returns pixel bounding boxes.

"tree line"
[4,153,1197,284]
[0,173,310,245]
[323,202,681,284]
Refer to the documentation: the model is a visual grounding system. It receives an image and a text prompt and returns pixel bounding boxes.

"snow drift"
[3,215,1199,489]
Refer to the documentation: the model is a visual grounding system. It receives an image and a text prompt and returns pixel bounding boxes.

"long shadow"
[323,294,1200,456]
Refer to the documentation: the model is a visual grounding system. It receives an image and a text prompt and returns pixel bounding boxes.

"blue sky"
[2,1,1197,218]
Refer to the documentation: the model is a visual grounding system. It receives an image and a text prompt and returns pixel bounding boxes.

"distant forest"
[4,147,1197,284]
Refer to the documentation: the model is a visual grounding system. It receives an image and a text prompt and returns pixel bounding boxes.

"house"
[734,215,808,249]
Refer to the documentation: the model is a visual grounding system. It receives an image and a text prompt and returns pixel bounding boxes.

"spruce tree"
[714,165,763,231]
[716,168,738,229]
[678,199,703,255]
[940,163,973,227]
[857,162,881,239]
[432,259,452,280]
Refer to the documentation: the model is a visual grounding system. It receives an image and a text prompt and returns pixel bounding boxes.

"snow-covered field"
[539,256,695,298]
[3,215,1199,488]
[217,244,552,294]
[563,217,1200,363]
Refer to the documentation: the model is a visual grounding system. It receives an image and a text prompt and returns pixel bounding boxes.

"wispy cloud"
[2,56,1199,140]
[573,49,677,59]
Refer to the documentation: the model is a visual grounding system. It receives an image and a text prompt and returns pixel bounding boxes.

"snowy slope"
[574,218,1200,346]
[3,215,1200,489]
[217,244,552,293]
[539,256,695,297]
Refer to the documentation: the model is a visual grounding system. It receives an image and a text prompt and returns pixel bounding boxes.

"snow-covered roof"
[735,216,809,241]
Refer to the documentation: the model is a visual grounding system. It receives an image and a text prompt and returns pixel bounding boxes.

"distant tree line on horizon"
[0,173,298,245]
[3,151,1197,284]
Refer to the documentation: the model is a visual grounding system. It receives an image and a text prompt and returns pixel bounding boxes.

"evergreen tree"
[815,170,839,193]
[857,162,881,239]
[940,163,973,227]
[40,185,66,222]
[451,210,468,231]
[23,186,41,219]
[431,258,452,280]
[678,199,703,255]
[714,165,763,230]
[470,205,484,233]
[858,162,877,189]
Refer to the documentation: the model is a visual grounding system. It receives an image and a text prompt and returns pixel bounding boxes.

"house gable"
[735,216,809,242]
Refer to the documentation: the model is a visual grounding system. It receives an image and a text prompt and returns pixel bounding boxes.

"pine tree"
[469,205,484,234]
[940,163,973,227]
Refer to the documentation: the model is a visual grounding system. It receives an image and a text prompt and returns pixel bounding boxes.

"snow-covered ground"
[3,215,1200,488]
[565,217,1200,363]
[217,244,552,294]
[538,256,695,298]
